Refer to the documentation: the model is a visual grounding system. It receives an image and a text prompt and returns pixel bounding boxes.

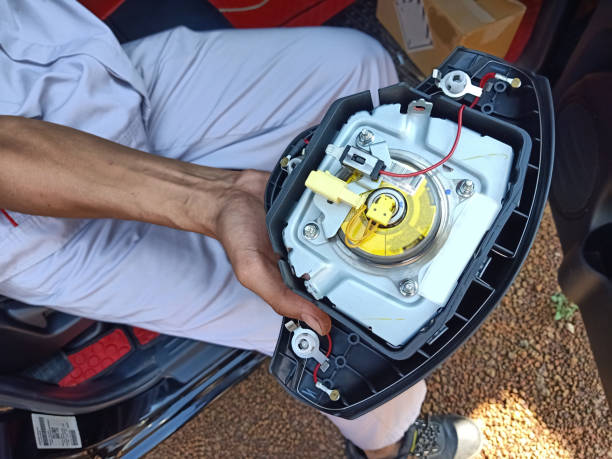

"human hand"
[213,169,331,335]
[0,117,328,338]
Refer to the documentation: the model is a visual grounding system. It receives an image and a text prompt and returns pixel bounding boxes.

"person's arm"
[0,115,331,335]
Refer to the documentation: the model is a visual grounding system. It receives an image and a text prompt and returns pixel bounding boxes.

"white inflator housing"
[282,100,512,346]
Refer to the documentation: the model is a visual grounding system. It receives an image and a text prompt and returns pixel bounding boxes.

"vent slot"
[496,211,528,254]
[517,165,539,215]
[455,281,495,319]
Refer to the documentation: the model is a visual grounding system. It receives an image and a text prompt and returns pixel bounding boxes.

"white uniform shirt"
[0,0,149,281]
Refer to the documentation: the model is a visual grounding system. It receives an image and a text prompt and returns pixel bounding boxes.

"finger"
[235,253,331,335]
[281,286,332,336]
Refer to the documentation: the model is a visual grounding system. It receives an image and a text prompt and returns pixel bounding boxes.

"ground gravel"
[148,207,612,458]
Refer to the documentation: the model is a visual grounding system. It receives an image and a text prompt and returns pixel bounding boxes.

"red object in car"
[209,0,355,28]
[59,329,132,387]
[132,327,160,346]
[505,0,544,62]
[79,0,125,19]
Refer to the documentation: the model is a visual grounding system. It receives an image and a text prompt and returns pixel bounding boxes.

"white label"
[394,0,434,52]
[31,413,82,449]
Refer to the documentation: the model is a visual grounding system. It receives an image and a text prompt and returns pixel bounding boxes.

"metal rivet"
[302,223,320,240]
[315,381,341,401]
[357,128,375,147]
[399,279,418,297]
[456,179,475,198]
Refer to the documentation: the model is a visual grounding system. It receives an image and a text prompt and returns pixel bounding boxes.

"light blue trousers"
[0,1,425,450]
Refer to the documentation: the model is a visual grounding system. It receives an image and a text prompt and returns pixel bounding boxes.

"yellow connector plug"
[305,170,365,208]
[366,194,396,226]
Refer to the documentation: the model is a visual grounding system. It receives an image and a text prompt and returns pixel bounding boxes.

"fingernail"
[302,313,324,335]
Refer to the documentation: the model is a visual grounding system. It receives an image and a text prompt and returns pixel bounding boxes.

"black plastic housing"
[265,48,554,419]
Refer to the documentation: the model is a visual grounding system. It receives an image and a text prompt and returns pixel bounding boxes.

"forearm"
[0,116,239,236]
[0,117,330,334]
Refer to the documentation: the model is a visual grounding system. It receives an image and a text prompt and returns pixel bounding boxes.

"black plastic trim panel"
[265,48,554,419]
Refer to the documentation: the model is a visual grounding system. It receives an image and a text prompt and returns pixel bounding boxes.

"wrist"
[202,168,269,238]
[137,158,242,236]
[190,168,270,240]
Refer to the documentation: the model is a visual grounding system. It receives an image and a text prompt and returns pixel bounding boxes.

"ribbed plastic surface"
[265,48,554,419]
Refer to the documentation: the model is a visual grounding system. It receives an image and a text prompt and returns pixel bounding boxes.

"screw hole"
[335,356,346,368]
[348,333,360,345]
[493,81,506,93]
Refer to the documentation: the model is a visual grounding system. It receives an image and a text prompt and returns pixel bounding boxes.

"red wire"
[379,104,466,179]
[1,209,18,227]
[469,72,497,109]
[313,333,332,384]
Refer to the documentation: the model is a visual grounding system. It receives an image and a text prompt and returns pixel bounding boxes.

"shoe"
[345,414,483,459]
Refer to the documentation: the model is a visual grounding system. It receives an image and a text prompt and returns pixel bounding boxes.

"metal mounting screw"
[302,223,320,240]
[457,179,475,198]
[399,279,418,297]
[357,128,375,147]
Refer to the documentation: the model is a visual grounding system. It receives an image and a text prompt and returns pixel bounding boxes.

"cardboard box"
[377,0,526,75]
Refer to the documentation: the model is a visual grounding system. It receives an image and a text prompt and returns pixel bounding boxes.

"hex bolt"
[357,128,375,147]
[457,179,475,198]
[302,223,320,240]
[315,381,341,401]
[399,279,418,297]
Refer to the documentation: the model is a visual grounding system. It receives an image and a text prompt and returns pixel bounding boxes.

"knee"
[308,27,396,83]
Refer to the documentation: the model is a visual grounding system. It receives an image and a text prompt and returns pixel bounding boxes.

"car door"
[544,0,612,404]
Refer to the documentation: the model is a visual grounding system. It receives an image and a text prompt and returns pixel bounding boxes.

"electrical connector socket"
[366,194,396,226]
[340,146,385,181]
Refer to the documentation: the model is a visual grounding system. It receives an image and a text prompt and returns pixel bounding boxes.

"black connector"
[339,145,385,181]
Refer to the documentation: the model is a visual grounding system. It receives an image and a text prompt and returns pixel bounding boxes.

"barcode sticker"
[31,413,82,449]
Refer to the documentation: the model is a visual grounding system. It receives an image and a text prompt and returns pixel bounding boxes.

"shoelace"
[408,417,442,457]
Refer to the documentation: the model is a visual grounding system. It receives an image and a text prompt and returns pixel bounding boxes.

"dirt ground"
[148,208,612,458]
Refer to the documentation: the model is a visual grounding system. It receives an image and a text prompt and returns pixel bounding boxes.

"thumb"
[232,251,332,335]
[297,299,332,336]
[275,286,331,335]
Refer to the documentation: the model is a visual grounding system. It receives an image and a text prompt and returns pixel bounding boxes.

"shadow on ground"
[421,207,612,458]
[148,208,611,458]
